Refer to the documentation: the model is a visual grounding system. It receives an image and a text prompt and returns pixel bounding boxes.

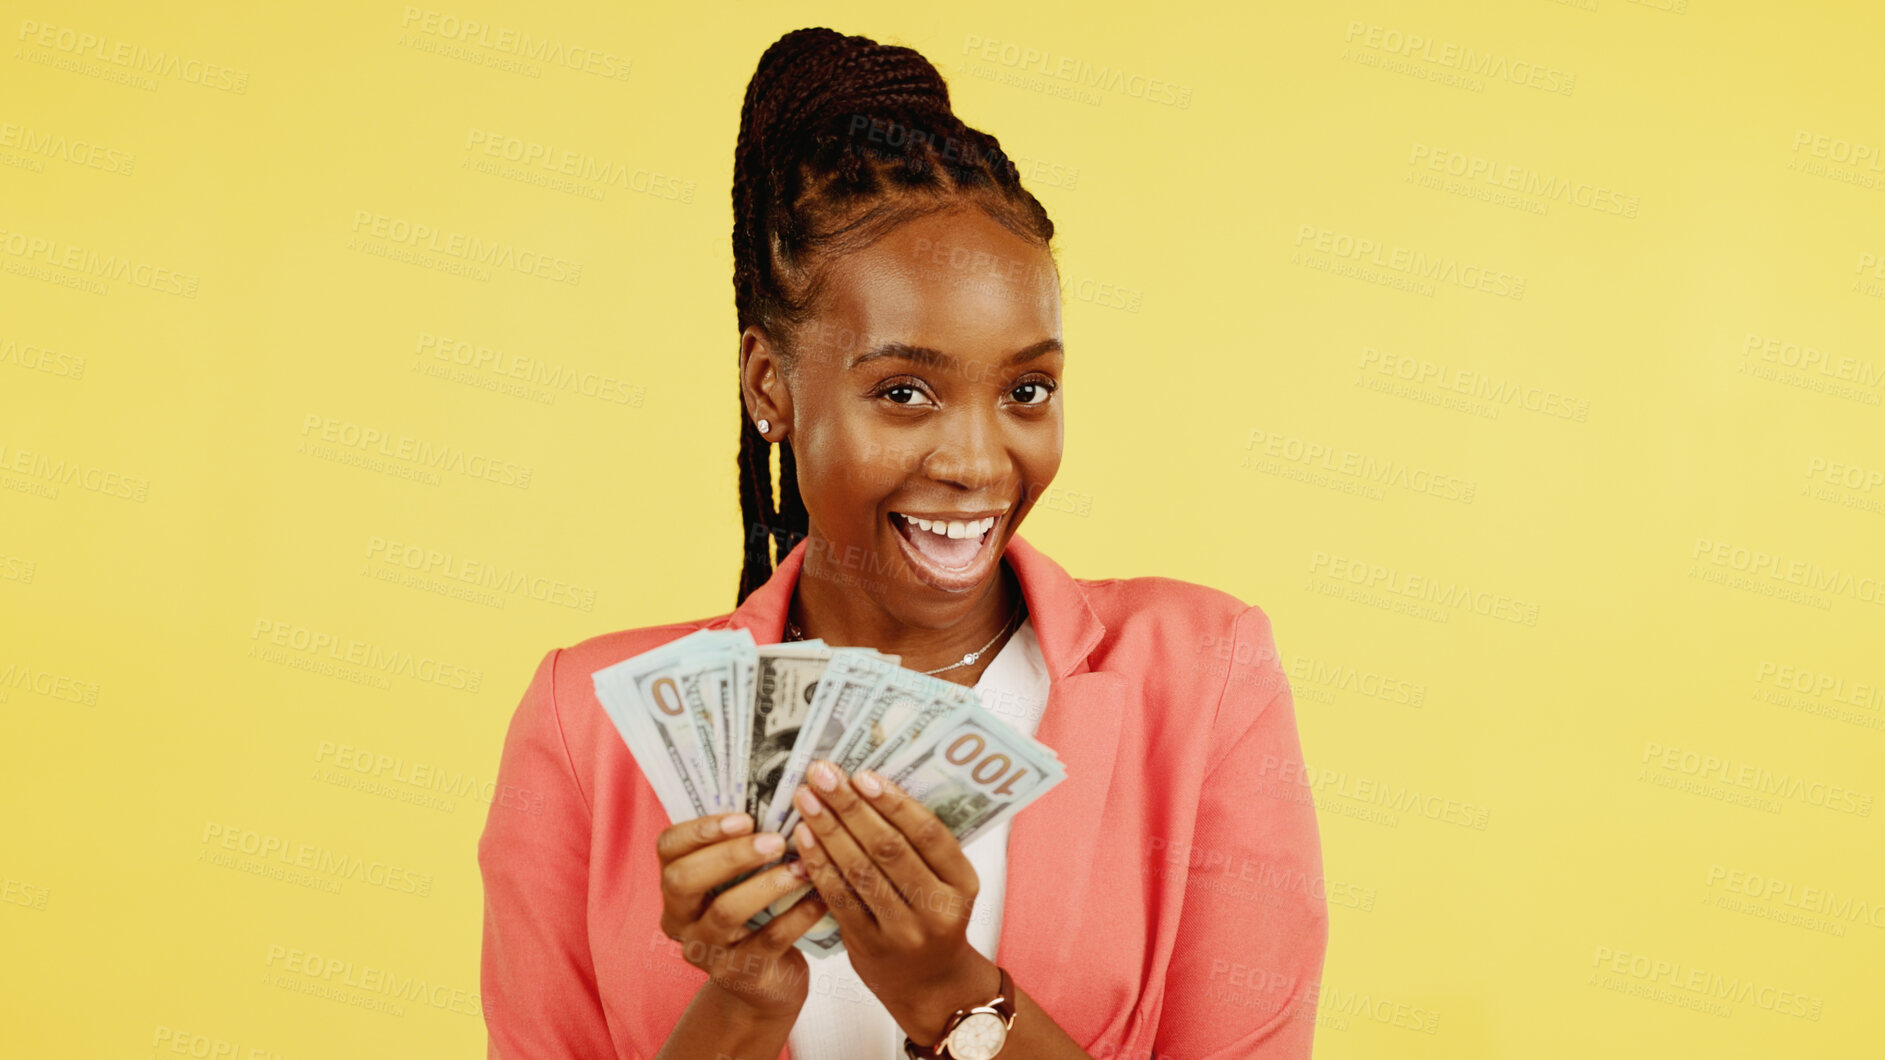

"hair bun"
[744,27,955,166]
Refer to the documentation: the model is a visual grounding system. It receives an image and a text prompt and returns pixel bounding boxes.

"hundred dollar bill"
[592,629,752,824]
[594,666,692,821]
[743,641,835,826]
[593,633,695,820]
[877,706,1066,849]
[724,644,757,818]
[828,669,974,775]
[763,650,897,834]
[672,653,735,813]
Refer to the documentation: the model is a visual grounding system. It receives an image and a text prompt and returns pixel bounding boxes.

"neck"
[788,542,1023,687]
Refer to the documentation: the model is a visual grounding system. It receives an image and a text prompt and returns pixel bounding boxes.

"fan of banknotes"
[591,627,1064,957]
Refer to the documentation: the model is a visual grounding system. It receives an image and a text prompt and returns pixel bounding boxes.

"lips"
[888,510,1004,592]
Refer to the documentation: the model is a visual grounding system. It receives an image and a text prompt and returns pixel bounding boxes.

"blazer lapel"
[991,536,1125,1042]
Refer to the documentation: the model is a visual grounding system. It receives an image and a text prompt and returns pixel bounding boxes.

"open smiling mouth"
[888,510,1005,592]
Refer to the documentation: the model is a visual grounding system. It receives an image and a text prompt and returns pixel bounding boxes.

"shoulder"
[1078,572,1252,626]
[1077,573,1289,772]
[1078,571,1275,662]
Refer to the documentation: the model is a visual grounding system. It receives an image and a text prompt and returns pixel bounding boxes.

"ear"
[740,326,792,440]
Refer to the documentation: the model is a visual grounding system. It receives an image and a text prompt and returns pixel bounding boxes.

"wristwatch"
[903,965,1016,1060]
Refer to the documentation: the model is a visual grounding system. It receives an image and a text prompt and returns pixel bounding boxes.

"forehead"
[808,207,1061,364]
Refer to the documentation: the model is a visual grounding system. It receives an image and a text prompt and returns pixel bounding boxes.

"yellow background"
[4,0,1882,1056]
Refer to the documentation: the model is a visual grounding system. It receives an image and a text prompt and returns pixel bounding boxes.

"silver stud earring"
[755,418,771,435]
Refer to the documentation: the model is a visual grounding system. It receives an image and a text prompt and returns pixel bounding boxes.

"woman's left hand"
[791,759,1003,1046]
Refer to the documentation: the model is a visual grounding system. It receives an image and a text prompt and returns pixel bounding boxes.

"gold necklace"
[784,595,1026,676]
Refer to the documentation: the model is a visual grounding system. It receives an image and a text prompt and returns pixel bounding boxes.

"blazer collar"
[721,532,1106,679]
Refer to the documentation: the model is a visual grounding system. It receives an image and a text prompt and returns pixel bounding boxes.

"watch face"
[946,1011,1008,1060]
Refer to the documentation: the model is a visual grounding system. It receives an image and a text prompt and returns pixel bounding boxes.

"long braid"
[732,27,1056,604]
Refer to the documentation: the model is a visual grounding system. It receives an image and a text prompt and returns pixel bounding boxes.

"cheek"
[794,426,902,525]
[1020,423,1064,484]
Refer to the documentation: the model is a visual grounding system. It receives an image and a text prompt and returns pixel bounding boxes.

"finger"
[794,821,877,940]
[812,762,946,906]
[796,778,906,920]
[855,770,978,896]
[743,889,829,952]
[698,860,812,943]
[656,811,753,864]
[660,830,787,924]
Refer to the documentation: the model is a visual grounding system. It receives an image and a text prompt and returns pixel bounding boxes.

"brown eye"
[877,382,936,407]
[1010,381,1055,406]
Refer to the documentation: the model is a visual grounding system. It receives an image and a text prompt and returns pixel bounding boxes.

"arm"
[653,981,798,1060]
[477,648,622,1058]
[480,650,828,1060]
[1153,605,1330,1059]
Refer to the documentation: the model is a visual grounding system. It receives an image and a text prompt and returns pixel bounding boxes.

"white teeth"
[899,514,996,538]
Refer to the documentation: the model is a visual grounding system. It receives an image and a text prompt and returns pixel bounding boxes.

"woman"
[478,27,1328,1060]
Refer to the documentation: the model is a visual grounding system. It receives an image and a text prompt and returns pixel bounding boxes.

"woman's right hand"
[656,810,827,1020]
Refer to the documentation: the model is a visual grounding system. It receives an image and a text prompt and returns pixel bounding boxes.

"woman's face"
[748,204,1064,628]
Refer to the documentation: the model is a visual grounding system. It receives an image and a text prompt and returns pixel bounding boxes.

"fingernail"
[755,833,784,855]
[787,858,809,879]
[854,770,883,797]
[721,813,752,835]
[811,760,840,791]
[794,822,819,851]
[794,785,823,817]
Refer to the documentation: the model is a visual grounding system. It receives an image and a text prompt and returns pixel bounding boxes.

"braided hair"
[733,27,1058,604]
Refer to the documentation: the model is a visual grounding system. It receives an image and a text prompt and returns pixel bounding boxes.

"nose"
[920,404,1013,493]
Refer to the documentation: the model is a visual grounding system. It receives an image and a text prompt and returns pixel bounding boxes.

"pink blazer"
[478,533,1328,1060]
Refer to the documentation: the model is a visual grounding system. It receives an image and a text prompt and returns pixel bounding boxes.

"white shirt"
[788,616,1050,1059]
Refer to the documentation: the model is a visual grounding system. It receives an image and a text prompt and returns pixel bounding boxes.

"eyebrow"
[847,338,1063,371]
